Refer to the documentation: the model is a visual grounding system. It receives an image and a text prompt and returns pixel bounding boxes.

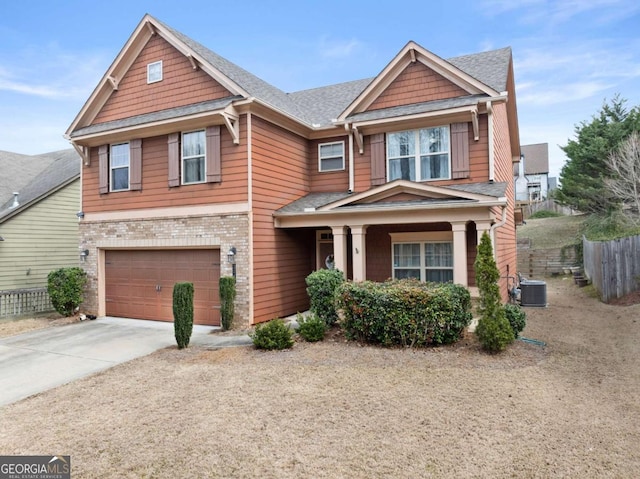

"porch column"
[475,221,492,246]
[451,222,468,286]
[351,225,368,282]
[331,226,348,274]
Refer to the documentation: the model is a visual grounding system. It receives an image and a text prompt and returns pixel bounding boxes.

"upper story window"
[387,126,450,181]
[110,143,130,191]
[182,130,206,184]
[318,141,345,172]
[147,61,163,84]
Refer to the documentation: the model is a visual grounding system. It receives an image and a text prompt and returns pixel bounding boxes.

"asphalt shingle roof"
[520,143,549,175]
[0,151,57,206]
[0,149,81,222]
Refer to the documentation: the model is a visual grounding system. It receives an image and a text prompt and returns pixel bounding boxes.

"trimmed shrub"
[251,319,294,350]
[47,267,87,316]
[474,232,514,352]
[295,312,326,342]
[219,276,236,331]
[305,269,344,326]
[173,282,194,349]
[336,279,472,347]
[504,303,527,338]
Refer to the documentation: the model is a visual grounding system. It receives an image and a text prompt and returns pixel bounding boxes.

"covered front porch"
[273,180,508,291]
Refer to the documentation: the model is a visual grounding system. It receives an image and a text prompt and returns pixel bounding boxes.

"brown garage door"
[105,249,220,326]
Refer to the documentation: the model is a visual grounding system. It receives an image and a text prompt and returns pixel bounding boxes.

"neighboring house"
[65,14,520,327]
[0,149,81,314]
[515,143,549,201]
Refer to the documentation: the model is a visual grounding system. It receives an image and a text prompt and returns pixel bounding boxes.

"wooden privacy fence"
[583,234,640,302]
[0,288,54,319]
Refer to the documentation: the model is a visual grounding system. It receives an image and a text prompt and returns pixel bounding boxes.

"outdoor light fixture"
[0,236,4,241]
[80,249,89,261]
[76,211,85,219]
[227,246,237,278]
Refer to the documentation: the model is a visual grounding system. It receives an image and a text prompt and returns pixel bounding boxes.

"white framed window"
[181,130,206,184]
[390,232,453,283]
[147,61,163,84]
[318,141,345,172]
[110,143,130,191]
[387,126,450,181]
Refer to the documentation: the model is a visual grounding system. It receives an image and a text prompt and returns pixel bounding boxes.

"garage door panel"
[105,249,220,326]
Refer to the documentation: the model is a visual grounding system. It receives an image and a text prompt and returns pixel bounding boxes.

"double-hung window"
[318,141,345,172]
[110,143,130,191]
[391,233,454,283]
[387,126,450,181]
[182,130,206,184]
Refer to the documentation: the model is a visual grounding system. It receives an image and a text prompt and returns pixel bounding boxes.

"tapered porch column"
[331,226,348,274]
[451,222,468,287]
[351,225,368,282]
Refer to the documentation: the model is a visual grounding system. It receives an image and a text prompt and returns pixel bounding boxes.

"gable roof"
[0,151,57,206]
[0,149,81,223]
[67,15,515,137]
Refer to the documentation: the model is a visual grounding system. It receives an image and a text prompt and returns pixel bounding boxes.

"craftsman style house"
[66,15,520,326]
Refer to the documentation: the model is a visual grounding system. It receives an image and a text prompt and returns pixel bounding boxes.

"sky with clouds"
[1,0,639,179]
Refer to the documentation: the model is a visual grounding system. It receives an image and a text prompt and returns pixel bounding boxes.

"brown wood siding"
[82,116,248,212]
[354,135,372,192]
[367,62,469,111]
[308,136,349,192]
[490,102,517,302]
[105,249,220,325]
[93,35,232,125]
[365,224,455,282]
[251,116,313,323]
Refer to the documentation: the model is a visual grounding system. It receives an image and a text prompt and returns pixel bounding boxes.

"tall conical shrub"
[474,232,514,352]
[219,276,236,331]
[173,282,194,349]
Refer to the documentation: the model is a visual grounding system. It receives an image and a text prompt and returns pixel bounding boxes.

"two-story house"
[66,15,520,327]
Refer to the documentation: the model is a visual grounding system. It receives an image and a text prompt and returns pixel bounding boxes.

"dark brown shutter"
[206,125,221,183]
[168,133,180,187]
[98,145,109,194]
[130,139,142,191]
[370,133,386,186]
[451,122,470,179]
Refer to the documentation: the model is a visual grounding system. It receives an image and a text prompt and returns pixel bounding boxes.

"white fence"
[0,288,54,319]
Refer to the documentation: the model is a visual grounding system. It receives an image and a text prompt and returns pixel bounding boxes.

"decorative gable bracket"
[351,126,364,154]
[222,106,240,145]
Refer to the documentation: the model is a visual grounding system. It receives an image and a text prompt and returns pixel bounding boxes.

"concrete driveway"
[0,317,252,407]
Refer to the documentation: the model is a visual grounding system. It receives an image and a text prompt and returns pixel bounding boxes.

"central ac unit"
[520,280,547,307]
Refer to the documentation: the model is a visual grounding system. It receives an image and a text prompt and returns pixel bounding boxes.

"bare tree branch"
[606,131,640,224]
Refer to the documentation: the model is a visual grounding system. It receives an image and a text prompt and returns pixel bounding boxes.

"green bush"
[504,303,526,338]
[336,279,472,347]
[474,232,514,352]
[219,276,236,331]
[528,210,562,219]
[47,267,87,316]
[295,312,326,342]
[173,282,194,349]
[251,319,294,350]
[305,269,344,326]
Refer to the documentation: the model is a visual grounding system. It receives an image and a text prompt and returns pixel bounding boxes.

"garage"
[105,249,221,326]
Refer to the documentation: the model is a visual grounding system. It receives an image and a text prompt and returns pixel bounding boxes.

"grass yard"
[1,277,639,478]
[517,214,586,249]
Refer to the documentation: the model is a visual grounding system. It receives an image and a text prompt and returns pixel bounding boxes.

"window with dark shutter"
[206,125,221,183]
[168,133,180,187]
[130,139,142,191]
[98,145,109,194]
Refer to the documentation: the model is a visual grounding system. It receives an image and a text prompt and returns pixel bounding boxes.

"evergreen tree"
[556,95,640,214]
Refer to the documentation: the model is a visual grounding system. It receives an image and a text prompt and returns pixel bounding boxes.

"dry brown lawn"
[0,313,78,338]
[1,277,639,478]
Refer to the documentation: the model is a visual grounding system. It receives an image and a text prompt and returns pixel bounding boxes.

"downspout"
[487,101,495,182]
[490,204,507,258]
[345,123,355,192]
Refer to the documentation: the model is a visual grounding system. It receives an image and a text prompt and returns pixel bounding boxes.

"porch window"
[182,130,206,184]
[319,141,345,172]
[109,142,130,191]
[387,126,450,181]
[392,241,453,283]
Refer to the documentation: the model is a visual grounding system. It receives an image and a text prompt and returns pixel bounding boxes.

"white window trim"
[109,142,130,192]
[147,61,163,84]
[181,130,206,185]
[390,232,454,282]
[318,141,345,172]
[386,126,451,182]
